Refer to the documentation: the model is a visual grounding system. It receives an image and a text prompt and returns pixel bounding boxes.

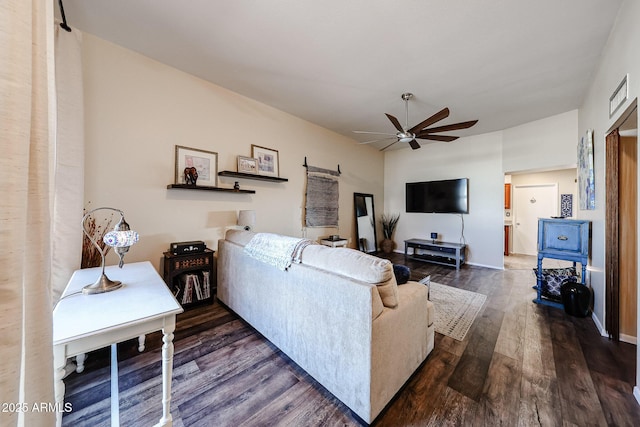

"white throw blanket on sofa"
[244,232,315,270]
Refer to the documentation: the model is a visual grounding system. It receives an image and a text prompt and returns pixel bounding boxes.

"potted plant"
[380,213,400,253]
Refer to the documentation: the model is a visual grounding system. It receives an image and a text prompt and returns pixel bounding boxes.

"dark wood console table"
[404,239,466,270]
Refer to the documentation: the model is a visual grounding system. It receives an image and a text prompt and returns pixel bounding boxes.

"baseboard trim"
[591,312,608,337]
[620,334,637,345]
[466,261,502,270]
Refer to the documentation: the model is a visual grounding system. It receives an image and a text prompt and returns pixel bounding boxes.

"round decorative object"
[184,167,198,185]
[393,264,411,285]
[561,280,592,317]
[380,238,394,254]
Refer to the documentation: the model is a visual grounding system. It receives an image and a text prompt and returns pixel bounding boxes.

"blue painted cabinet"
[535,218,591,308]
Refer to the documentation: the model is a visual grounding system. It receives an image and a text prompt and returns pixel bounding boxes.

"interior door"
[619,133,637,339]
[606,102,637,342]
[513,184,559,255]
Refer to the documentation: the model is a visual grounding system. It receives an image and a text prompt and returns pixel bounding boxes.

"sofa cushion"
[300,245,399,308]
[533,267,577,300]
[392,264,411,285]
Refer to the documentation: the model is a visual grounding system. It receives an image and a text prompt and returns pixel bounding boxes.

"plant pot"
[380,238,394,254]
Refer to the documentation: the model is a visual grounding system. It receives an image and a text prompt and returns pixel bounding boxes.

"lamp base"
[82,273,123,294]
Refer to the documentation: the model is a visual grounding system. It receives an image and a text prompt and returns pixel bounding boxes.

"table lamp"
[238,210,256,231]
[82,207,139,294]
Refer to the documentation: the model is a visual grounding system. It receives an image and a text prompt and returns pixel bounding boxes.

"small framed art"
[237,156,258,174]
[174,145,218,187]
[251,144,279,177]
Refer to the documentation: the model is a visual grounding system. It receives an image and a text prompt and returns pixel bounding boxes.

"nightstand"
[535,218,591,308]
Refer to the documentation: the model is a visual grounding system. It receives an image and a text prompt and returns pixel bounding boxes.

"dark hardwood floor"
[62,254,640,426]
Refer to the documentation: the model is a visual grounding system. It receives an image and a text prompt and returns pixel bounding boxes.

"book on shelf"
[193,274,203,300]
[202,271,211,299]
[180,273,207,304]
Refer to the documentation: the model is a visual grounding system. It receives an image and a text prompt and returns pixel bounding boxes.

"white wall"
[384,132,505,268]
[503,109,578,173]
[577,0,640,397]
[384,111,579,270]
[507,169,577,255]
[510,168,578,217]
[82,34,384,269]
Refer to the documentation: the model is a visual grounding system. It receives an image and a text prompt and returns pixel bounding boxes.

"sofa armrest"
[370,282,434,418]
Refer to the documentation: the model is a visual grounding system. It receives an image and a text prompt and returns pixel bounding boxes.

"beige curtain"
[52,23,84,302]
[0,1,56,426]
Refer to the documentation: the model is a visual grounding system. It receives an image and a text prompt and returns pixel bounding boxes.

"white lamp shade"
[238,210,256,230]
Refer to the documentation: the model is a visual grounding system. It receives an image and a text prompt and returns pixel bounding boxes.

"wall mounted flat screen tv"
[406,178,469,214]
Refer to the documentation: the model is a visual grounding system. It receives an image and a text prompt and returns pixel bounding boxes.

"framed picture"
[251,144,279,177]
[577,130,595,210]
[237,156,258,174]
[174,145,218,187]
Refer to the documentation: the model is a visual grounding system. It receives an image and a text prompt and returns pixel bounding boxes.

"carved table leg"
[154,316,176,427]
[75,353,86,373]
[54,345,67,427]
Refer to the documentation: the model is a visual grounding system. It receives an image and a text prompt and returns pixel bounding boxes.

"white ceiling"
[59,0,623,150]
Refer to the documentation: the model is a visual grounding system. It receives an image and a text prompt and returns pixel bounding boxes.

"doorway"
[605,100,638,343]
[513,184,558,255]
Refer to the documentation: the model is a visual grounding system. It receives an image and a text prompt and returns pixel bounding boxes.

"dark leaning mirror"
[354,193,377,253]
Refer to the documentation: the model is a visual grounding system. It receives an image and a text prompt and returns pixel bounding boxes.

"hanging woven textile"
[305,165,340,227]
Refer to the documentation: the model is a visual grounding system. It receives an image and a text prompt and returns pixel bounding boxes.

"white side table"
[53,261,183,427]
[320,237,348,248]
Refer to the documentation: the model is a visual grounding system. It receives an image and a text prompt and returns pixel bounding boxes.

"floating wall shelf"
[218,171,288,182]
[166,184,255,194]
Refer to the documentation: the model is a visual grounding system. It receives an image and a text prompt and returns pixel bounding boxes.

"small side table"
[163,249,215,308]
[535,218,590,308]
[320,237,348,248]
[53,262,183,427]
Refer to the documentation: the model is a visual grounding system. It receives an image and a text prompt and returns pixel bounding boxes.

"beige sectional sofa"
[217,230,435,423]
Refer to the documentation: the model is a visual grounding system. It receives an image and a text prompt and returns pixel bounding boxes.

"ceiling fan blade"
[353,130,399,136]
[385,113,404,132]
[421,120,479,134]
[416,134,459,142]
[408,139,421,150]
[380,140,400,151]
[358,137,396,145]
[408,108,450,134]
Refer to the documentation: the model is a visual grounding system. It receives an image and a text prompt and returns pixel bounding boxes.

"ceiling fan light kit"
[354,92,478,151]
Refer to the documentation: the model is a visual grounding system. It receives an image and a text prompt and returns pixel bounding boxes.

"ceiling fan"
[354,93,478,151]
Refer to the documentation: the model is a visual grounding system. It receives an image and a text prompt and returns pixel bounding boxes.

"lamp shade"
[81,207,138,294]
[238,210,256,231]
[103,230,139,247]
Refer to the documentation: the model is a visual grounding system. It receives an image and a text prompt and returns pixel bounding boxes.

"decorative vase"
[380,238,394,254]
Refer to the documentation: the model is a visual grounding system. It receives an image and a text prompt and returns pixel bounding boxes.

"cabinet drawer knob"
[557,235,568,241]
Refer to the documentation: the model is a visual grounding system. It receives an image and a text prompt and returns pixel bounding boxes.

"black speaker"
[561,280,592,318]
[170,240,206,255]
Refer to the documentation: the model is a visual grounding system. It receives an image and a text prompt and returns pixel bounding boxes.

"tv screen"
[406,178,469,214]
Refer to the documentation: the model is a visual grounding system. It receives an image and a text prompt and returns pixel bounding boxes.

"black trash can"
[560,280,592,317]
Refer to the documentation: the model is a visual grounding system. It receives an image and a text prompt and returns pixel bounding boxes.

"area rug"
[426,281,487,341]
